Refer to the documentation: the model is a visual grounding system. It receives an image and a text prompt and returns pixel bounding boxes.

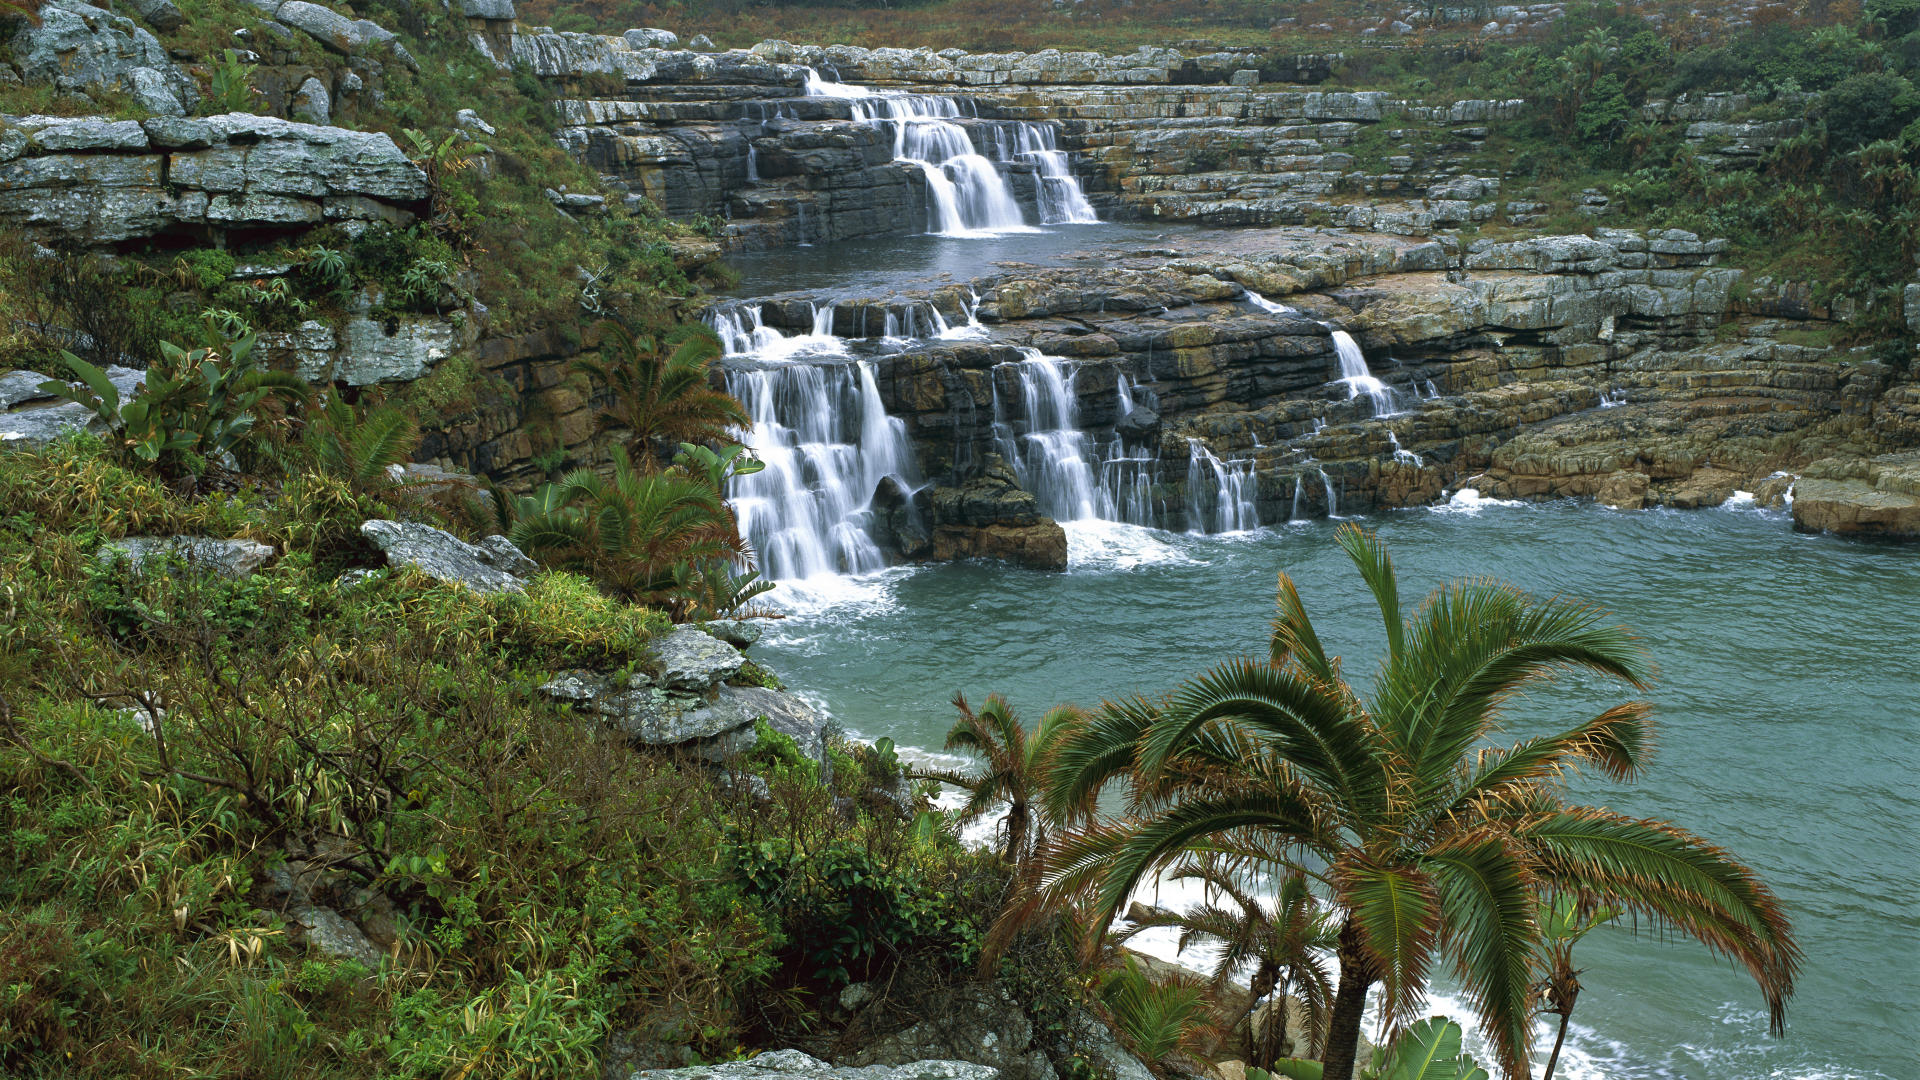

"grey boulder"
[625,1049,1000,1080]
[97,536,276,578]
[840,985,1056,1080]
[653,624,745,690]
[358,520,535,594]
[624,27,677,48]
[291,76,330,125]
[0,364,143,448]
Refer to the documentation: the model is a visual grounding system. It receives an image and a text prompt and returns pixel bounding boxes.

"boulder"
[653,624,746,690]
[840,984,1056,1080]
[291,76,331,125]
[358,520,535,594]
[0,117,428,245]
[539,669,826,759]
[462,0,515,18]
[289,902,385,967]
[125,0,183,30]
[96,536,276,577]
[1792,477,1920,539]
[9,0,200,114]
[624,1051,999,1080]
[625,27,677,48]
[0,364,143,447]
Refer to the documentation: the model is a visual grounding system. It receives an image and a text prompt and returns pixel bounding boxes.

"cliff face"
[710,224,1918,542]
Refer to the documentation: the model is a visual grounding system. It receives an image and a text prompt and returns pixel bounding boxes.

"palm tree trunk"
[1540,1011,1571,1080]
[1321,924,1374,1080]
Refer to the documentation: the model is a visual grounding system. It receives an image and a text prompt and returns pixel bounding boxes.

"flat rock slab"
[627,1050,1000,1080]
[0,365,145,448]
[539,671,825,758]
[97,536,275,577]
[653,624,746,690]
[359,520,535,593]
[1792,478,1920,539]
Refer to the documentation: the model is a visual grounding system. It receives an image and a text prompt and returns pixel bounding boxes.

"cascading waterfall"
[993,351,1161,527]
[1330,329,1399,417]
[995,124,1099,224]
[804,68,1096,236]
[1184,440,1260,533]
[709,305,921,581]
[1388,431,1423,466]
[1244,289,1293,314]
[1320,466,1340,517]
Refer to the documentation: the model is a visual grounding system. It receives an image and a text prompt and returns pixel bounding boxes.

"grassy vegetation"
[0,430,1029,1077]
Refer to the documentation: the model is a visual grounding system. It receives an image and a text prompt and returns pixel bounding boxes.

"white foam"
[1062,519,1197,570]
[1430,488,1526,515]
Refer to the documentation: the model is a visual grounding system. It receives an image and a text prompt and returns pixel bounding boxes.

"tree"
[1532,896,1621,1080]
[573,320,748,467]
[1022,525,1800,1080]
[1119,857,1338,1067]
[911,693,1083,865]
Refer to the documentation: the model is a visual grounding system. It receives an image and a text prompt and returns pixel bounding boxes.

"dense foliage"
[0,433,1019,1076]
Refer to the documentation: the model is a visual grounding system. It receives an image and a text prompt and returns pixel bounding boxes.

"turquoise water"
[750,498,1918,1080]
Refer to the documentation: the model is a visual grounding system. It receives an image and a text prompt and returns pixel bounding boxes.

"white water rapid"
[803,69,1097,235]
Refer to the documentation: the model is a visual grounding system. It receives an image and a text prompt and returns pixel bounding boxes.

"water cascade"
[1330,330,1399,417]
[1245,289,1293,314]
[993,351,1160,526]
[995,124,1099,224]
[1319,466,1339,517]
[709,305,921,581]
[804,68,1096,235]
[1184,440,1260,533]
[1388,431,1423,466]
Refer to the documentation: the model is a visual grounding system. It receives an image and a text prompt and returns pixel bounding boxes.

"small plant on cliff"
[202,49,263,115]
[501,444,747,612]
[1016,524,1801,1080]
[571,319,748,468]
[38,327,308,476]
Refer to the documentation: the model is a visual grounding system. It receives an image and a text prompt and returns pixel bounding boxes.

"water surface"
[752,501,1918,1080]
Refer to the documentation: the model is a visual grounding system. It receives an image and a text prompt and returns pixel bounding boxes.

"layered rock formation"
[710,223,1918,546]
[0,114,428,244]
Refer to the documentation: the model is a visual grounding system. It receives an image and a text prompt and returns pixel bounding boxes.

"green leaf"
[1268,1060,1324,1080]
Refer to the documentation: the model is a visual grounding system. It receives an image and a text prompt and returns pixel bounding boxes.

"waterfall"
[1388,431,1423,466]
[1330,330,1399,417]
[1184,440,1260,533]
[992,350,1163,527]
[1245,289,1293,314]
[708,306,920,582]
[1320,466,1340,518]
[804,68,1096,236]
[995,350,1102,521]
[1601,388,1627,408]
[995,123,1098,224]
[1289,473,1305,522]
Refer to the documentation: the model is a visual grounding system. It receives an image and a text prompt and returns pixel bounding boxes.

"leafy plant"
[572,320,748,466]
[305,396,423,495]
[38,329,308,473]
[1360,1017,1489,1080]
[1119,857,1337,1067]
[502,444,746,610]
[203,49,262,116]
[910,693,1082,866]
[1094,954,1213,1064]
[1532,897,1622,1080]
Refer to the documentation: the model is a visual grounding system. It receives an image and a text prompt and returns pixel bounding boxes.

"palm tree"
[1533,896,1621,1080]
[505,444,744,607]
[573,320,748,467]
[911,693,1083,865]
[1021,524,1799,1080]
[1120,857,1337,1068]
